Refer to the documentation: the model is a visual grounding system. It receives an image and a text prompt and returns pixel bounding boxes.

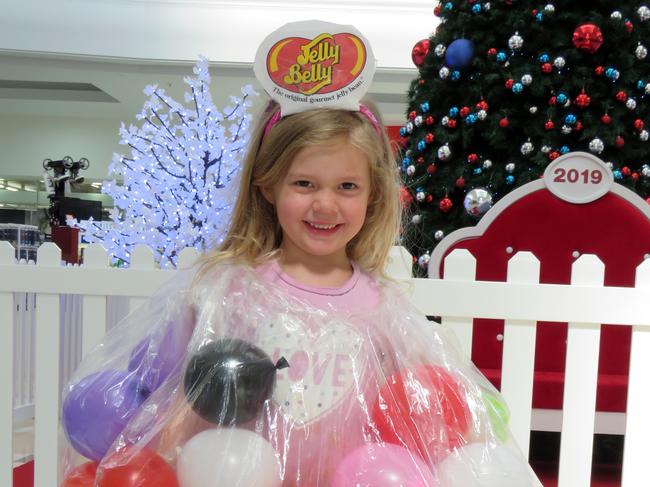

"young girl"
[60,21,541,487]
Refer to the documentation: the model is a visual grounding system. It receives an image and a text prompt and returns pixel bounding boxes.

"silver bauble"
[464,188,494,217]
[435,44,447,57]
[562,125,572,135]
[434,230,445,241]
[441,115,450,126]
[627,98,638,110]
[414,115,424,127]
[636,45,648,59]
[406,165,416,176]
[416,191,426,202]
[521,74,533,85]
[529,106,538,114]
[437,144,452,160]
[505,163,515,173]
[411,214,422,224]
[508,33,524,50]
[589,138,605,154]
[544,4,555,12]
[477,109,487,120]
[482,159,493,169]
[639,6,650,21]
[641,130,649,141]
[439,67,450,79]
[418,253,430,268]
[554,56,566,68]
[521,142,534,155]
[642,165,650,177]
[611,11,622,20]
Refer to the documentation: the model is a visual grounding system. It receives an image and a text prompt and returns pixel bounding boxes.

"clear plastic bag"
[59,263,542,486]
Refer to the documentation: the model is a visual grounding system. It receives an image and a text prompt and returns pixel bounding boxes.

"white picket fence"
[2,241,650,487]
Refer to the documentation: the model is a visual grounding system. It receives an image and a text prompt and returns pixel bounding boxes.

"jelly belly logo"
[266,32,366,96]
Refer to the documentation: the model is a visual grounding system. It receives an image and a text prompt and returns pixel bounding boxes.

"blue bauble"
[512,82,524,94]
[560,146,570,154]
[506,175,515,185]
[539,53,549,63]
[613,170,623,180]
[399,127,408,137]
[496,52,507,63]
[472,4,482,13]
[445,39,475,70]
[418,140,427,151]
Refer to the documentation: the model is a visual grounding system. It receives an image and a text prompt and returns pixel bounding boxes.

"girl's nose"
[312,191,337,214]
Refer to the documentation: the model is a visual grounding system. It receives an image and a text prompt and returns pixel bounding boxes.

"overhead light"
[5,186,18,192]
[91,182,102,188]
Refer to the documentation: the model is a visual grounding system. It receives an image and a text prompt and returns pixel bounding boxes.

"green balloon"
[484,391,510,442]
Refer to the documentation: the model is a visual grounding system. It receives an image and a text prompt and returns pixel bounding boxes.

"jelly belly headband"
[253,20,380,134]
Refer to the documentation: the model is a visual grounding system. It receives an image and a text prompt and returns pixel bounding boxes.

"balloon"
[183,338,288,425]
[62,370,148,461]
[128,325,187,393]
[61,461,98,487]
[332,443,438,487]
[445,39,475,70]
[177,428,281,487]
[97,447,179,487]
[437,443,535,486]
[483,391,510,442]
[370,364,471,463]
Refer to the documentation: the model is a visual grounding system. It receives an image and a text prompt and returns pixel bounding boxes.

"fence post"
[441,249,477,358]
[33,243,64,487]
[621,258,650,486]
[0,242,15,487]
[81,244,109,358]
[129,245,156,313]
[558,254,604,487]
[501,251,540,458]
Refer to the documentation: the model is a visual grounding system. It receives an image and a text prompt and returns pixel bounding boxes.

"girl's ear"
[260,186,275,205]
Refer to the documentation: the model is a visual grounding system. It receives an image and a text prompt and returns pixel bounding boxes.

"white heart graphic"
[256,315,365,426]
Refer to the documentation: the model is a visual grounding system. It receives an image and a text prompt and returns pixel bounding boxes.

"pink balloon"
[332,443,438,487]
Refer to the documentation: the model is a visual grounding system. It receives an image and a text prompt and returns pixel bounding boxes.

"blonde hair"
[198,99,402,277]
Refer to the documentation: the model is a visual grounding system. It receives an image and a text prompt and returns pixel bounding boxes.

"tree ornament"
[639,6,650,21]
[416,156,425,164]
[439,197,453,213]
[565,114,577,125]
[463,188,493,217]
[541,62,553,73]
[477,109,487,120]
[438,144,452,160]
[496,51,508,63]
[616,91,628,102]
[553,56,566,68]
[427,164,437,174]
[561,125,572,135]
[595,66,605,76]
[434,230,445,241]
[425,132,435,143]
[589,138,605,154]
[441,116,450,126]
[505,163,515,173]
[418,252,430,268]
[616,136,625,148]
[521,141,534,155]
[416,191,426,202]
[455,177,466,188]
[642,165,650,177]
[508,33,524,50]
[605,68,620,80]
[426,115,435,125]
[541,145,552,153]
[411,214,422,224]
[435,44,447,57]
[637,44,649,60]
[505,175,515,185]
[411,39,430,67]
[544,4,555,13]
[575,121,583,131]
[439,67,451,79]
[459,106,471,118]
[601,114,612,124]
[445,39,475,69]
[406,165,416,176]
[549,151,560,160]
[476,99,489,110]
[545,120,555,130]
[572,24,603,53]
[467,153,479,163]
[512,82,524,94]
[627,98,638,110]
[626,20,634,33]
[635,119,645,131]
[433,4,442,16]
[487,47,497,56]
[505,78,514,89]
[482,159,493,169]
[521,74,533,85]
[622,167,632,176]
[641,130,650,141]
[556,93,568,104]
[414,115,424,127]
[499,117,509,128]
[575,91,591,107]
[611,11,622,20]
[448,118,458,129]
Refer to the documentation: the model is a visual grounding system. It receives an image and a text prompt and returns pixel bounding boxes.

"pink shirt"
[256,260,381,314]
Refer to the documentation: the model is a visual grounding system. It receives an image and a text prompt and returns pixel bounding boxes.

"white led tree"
[73,58,256,267]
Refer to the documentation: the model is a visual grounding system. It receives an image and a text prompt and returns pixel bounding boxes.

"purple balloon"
[62,370,147,461]
[332,443,438,487]
[128,325,187,393]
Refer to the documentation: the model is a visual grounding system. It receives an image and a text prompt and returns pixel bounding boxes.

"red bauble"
[505,78,514,89]
[616,136,625,148]
[634,119,645,132]
[427,164,437,175]
[96,448,179,487]
[439,197,453,212]
[545,120,555,130]
[499,117,509,128]
[459,106,471,118]
[411,39,430,68]
[425,132,435,143]
[487,47,497,56]
[433,5,442,16]
[632,172,640,182]
[400,186,414,205]
[416,156,425,164]
[425,115,435,126]
[595,66,605,76]
[476,99,489,111]
[646,198,650,205]
[616,91,628,102]
[575,92,591,108]
[541,62,553,73]
[418,78,426,86]
[455,177,466,188]
[548,96,557,105]
[601,114,612,124]
[625,20,634,33]
[467,153,479,163]
[409,110,417,121]
[622,167,631,176]
[572,23,603,53]
[549,151,560,161]
[447,119,458,129]
[575,121,584,131]
[426,194,433,203]
[62,462,98,487]
[370,365,471,462]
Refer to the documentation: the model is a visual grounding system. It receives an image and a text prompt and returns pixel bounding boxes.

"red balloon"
[97,447,179,487]
[572,23,603,53]
[61,462,98,487]
[370,364,471,463]
[411,39,430,68]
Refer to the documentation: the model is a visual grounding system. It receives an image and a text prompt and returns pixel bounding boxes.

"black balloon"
[183,338,288,425]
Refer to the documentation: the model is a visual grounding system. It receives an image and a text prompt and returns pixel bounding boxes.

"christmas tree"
[401,1,650,274]
[73,58,256,267]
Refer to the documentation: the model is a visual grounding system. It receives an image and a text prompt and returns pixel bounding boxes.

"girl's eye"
[294,180,312,188]
[340,182,358,190]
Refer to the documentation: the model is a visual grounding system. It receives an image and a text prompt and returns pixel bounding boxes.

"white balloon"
[177,428,282,487]
[437,443,537,487]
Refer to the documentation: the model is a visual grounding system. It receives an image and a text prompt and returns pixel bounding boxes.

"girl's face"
[262,140,371,268]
